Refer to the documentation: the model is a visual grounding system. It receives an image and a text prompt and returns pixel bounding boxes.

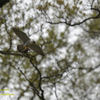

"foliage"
[0,0,100,100]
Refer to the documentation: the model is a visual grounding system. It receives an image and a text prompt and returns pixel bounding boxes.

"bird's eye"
[32,41,35,44]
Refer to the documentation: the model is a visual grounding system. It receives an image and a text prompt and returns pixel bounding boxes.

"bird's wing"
[12,27,30,43]
[28,44,45,56]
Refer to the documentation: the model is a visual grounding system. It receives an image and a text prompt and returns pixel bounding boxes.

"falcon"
[12,27,45,56]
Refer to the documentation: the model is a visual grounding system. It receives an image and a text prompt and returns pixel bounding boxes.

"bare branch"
[16,66,40,97]
[0,51,22,56]
[30,59,45,100]
[44,0,100,26]
[54,83,59,100]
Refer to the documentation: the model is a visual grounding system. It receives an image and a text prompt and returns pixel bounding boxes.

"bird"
[17,45,30,54]
[12,27,45,56]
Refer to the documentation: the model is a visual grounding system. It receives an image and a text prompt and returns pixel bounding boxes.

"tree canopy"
[0,0,100,100]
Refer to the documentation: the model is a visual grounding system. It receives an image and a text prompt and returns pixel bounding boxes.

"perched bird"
[17,45,30,54]
[12,27,45,56]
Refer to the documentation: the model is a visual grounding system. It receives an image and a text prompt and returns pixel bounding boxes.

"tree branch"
[45,0,100,26]
[30,59,45,100]
[17,66,40,96]
[0,51,22,56]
